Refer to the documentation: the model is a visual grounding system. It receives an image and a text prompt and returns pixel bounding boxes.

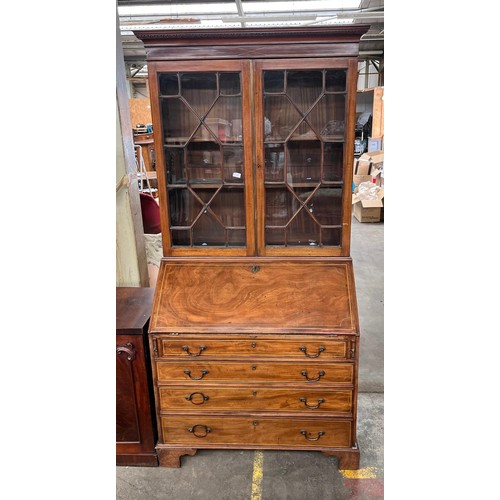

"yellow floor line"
[339,466,378,479]
[251,450,264,500]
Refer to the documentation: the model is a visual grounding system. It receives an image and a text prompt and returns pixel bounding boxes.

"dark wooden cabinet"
[134,26,368,470]
[116,287,158,466]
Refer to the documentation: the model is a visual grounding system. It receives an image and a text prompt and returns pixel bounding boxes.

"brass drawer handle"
[182,345,207,357]
[299,397,325,409]
[299,345,325,358]
[187,424,211,438]
[185,392,209,405]
[300,430,325,442]
[300,370,325,382]
[184,369,208,380]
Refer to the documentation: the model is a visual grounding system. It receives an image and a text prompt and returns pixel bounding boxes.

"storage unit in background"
[356,86,384,152]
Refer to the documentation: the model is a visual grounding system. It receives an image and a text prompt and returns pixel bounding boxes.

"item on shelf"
[202,118,232,141]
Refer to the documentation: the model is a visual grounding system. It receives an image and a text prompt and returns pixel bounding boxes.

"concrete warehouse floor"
[117,215,384,500]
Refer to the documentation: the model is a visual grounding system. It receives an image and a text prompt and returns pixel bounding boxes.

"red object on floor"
[139,193,161,234]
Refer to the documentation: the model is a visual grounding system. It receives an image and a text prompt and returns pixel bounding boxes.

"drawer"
[159,386,353,414]
[160,415,352,448]
[156,361,353,384]
[157,337,352,360]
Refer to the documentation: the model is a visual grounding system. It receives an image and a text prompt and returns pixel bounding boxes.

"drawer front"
[159,387,353,414]
[158,338,350,360]
[160,416,352,447]
[156,361,353,384]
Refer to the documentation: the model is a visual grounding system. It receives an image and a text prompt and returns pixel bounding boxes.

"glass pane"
[162,98,198,145]
[168,188,202,226]
[220,73,241,95]
[265,228,285,245]
[287,71,323,114]
[264,144,285,182]
[165,148,185,184]
[290,120,320,141]
[186,142,222,183]
[323,143,343,182]
[180,72,217,117]
[192,212,226,246]
[227,229,246,246]
[326,69,347,92]
[205,96,242,143]
[265,188,295,226]
[264,71,285,93]
[223,147,244,183]
[306,187,343,226]
[159,73,179,96]
[195,188,219,205]
[171,228,191,246]
[287,140,322,183]
[210,188,246,227]
[291,186,315,206]
[287,208,320,246]
[322,227,341,246]
[264,95,302,142]
[308,94,346,140]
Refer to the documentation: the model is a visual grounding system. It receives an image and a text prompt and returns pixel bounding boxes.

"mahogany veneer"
[135,26,368,470]
[116,287,158,466]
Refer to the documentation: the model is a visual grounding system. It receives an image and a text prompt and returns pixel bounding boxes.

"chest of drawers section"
[150,332,359,468]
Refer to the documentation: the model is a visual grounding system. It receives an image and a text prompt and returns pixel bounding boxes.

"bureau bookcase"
[134,26,368,469]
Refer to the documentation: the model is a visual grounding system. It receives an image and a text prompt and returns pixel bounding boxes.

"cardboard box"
[359,149,384,166]
[353,202,381,222]
[352,184,384,223]
[370,164,384,188]
[354,150,384,189]
[353,156,374,188]
[353,150,384,189]
[353,173,373,189]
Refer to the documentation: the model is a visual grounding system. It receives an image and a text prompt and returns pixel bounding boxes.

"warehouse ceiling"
[118,0,384,84]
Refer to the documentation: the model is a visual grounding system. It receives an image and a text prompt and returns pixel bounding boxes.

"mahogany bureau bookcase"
[133,26,369,469]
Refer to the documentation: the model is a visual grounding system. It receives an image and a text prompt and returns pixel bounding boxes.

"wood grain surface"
[151,259,357,333]
[158,336,349,359]
[160,415,352,447]
[155,361,353,384]
[158,386,352,414]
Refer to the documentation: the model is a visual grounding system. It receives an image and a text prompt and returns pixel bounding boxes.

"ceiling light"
[118,3,238,17]
[242,1,361,13]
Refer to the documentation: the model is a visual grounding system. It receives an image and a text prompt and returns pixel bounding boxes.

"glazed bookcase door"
[149,60,255,256]
[254,58,358,257]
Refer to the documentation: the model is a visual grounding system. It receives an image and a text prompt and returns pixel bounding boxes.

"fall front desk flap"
[150,259,359,334]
